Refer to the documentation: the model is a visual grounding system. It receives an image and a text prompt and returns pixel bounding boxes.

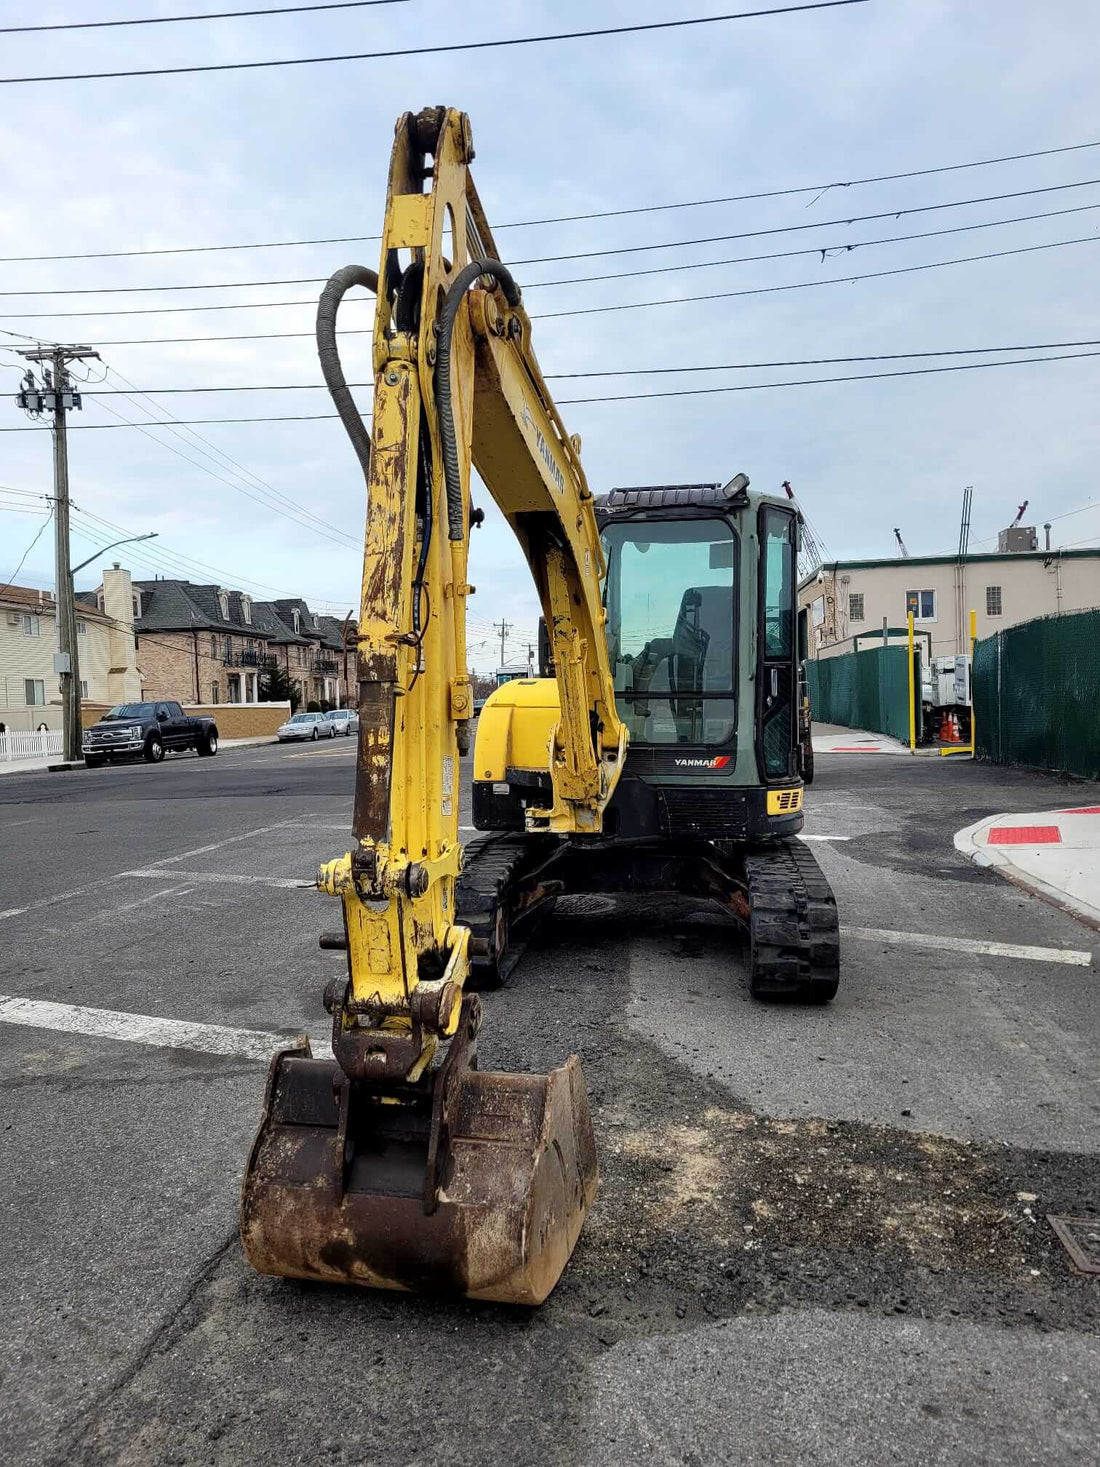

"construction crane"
[240,107,839,1307]
[1009,498,1028,528]
[894,527,910,558]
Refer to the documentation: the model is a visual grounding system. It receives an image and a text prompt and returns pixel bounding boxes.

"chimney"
[101,565,142,703]
[1044,522,1051,552]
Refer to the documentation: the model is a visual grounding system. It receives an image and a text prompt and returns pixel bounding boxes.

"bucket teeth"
[240,1042,597,1305]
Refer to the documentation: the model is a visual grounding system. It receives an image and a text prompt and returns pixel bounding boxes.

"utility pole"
[526,642,534,678]
[495,618,512,672]
[16,344,100,766]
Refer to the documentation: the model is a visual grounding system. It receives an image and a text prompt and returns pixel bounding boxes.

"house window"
[986,585,1002,617]
[210,634,218,658]
[848,592,865,622]
[22,614,40,637]
[79,680,88,698]
[218,591,229,620]
[224,636,232,661]
[24,678,45,705]
[132,592,142,619]
[77,619,87,636]
[241,595,252,625]
[246,638,254,654]
[211,683,220,704]
[905,590,936,622]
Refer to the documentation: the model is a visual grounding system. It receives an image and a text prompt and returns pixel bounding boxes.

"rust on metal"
[239,1001,598,1305]
[1047,1215,1100,1275]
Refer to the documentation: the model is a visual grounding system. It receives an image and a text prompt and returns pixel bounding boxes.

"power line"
[0,507,53,598]
[88,390,363,550]
[0,3,869,86]
[0,0,408,34]
[8,181,1099,299]
[535,233,1100,321]
[9,229,1096,325]
[3,348,1097,431]
[525,201,1100,288]
[101,363,362,546]
[63,337,1100,397]
[4,138,1096,263]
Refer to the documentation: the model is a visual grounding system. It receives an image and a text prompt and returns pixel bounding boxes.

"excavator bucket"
[240,1039,598,1305]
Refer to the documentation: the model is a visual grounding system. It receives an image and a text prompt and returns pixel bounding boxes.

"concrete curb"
[0,734,277,778]
[955,810,1100,933]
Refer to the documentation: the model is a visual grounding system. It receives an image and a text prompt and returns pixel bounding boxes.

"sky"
[1,0,1098,677]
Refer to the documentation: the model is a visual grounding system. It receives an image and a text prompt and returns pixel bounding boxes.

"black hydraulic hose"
[435,259,522,540]
[316,263,378,479]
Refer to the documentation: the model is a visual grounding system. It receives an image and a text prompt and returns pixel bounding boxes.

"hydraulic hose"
[316,264,379,480]
[435,259,522,541]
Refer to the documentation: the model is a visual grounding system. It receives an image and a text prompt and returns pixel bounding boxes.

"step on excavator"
[240,106,839,1307]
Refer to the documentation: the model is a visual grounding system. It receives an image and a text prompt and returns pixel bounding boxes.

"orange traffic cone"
[942,712,962,744]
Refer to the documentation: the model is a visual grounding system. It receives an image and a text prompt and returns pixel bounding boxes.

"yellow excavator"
[240,106,838,1306]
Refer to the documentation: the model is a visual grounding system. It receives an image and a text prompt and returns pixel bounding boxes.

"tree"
[259,657,300,712]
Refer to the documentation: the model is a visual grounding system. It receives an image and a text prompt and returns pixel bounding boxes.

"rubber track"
[744,839,839,999]
[455,832,558,987]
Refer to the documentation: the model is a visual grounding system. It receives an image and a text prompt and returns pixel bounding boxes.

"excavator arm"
[240,107,622,1304]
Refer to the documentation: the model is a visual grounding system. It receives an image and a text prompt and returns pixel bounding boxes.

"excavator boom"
[240,107,622,1303]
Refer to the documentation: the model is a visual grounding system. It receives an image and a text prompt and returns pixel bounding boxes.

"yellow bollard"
[907,612,916,752]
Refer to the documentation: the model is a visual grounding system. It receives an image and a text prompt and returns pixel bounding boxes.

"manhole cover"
[1047,1215,1100,1275]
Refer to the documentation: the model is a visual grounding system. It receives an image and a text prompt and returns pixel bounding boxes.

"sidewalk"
[812,723,910,756]
[955,805,1100,930]
[0,735,275,778]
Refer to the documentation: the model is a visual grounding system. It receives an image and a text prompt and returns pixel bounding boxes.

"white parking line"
[842,925,1092,966]
[125,869,311,890]
[798,834,851,843]
[0,994,309,1062]
[0,817,309,922]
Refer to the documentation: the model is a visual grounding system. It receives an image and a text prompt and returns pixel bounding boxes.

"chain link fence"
[974,609,1100,779]
[806,645,913,742]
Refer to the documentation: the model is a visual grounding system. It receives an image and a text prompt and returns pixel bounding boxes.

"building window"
[986,585,1002,617]
[218,591,229,620]
[79,680,88,698]
[292,610,301,634]
[132,592,142,619]
[22,614,40,637]
[24,678,45,705]
[210,634,218,658]
[848,592,865,622]
[905,590,936,622]
[241,595,252,625]
[76,619,87,636]
[211,683,220,704]
[224,636,232,662]
[246,638,254,655]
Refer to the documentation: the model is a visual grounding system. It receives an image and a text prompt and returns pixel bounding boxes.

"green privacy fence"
[973,609,1100,779]
[806,645,913,742]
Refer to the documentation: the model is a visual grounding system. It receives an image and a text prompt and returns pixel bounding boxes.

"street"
[1,742,1098,1466]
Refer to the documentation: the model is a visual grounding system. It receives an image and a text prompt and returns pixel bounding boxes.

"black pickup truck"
[82,700,219,767]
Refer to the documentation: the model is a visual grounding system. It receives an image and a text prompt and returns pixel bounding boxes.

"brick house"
[129,581,270,704]
[251,601,313,701]
[2,565,140,732]
[258,599,351,707]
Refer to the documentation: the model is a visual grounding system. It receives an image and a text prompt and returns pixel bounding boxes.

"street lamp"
[67,532,157,765]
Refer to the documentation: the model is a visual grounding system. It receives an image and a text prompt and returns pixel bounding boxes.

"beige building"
[0,565,141,733]
[800,546,1100,660]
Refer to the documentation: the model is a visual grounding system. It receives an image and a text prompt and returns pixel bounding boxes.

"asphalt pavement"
[1,738,1097,1466]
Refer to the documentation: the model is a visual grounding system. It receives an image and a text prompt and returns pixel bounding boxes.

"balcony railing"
[223,649,261,667]
[315,658,339,675]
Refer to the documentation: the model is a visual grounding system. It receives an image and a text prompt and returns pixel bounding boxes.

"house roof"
[133,580,268,636]
[315,614,353,651]
[2,584,109,624]
[798,546,1100,592]
[252,600,311,645]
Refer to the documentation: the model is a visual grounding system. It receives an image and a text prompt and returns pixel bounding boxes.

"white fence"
[0,729,64,763]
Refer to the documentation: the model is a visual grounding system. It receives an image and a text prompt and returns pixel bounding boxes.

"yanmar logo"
[674,756,730,769]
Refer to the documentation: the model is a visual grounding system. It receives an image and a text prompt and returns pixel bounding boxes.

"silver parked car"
[324,708,359,737]
[276,712,333,743]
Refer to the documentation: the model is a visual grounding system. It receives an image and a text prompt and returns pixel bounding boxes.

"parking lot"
[1,739,1098,1466]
